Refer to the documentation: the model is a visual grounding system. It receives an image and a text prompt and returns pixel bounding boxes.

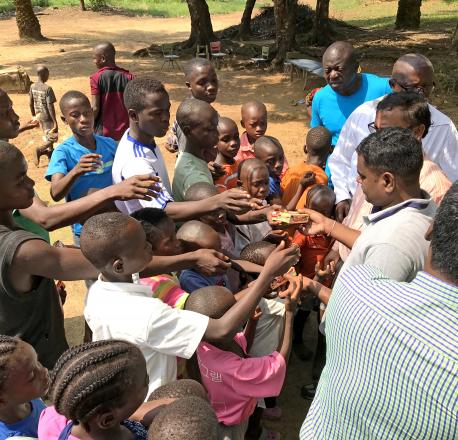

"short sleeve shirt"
[0,398,46,438]
[84,277,209,395]
[45,134,117,236]
[179,269,229,293]
[29,82,56,123]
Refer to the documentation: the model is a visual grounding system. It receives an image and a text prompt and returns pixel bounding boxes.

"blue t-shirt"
[45,134,117,236]
[268,176,282,197]
[311,73,391,145]
[0,398,46,439]
[179,269,229,294]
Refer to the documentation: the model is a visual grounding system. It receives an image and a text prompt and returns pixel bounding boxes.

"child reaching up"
[185,280,301,440]
[213,117,241,192]
[38,340,149,439]
[0,336,49,439]
[281,126,331,210]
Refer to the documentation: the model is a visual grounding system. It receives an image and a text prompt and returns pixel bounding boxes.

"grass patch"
[0,0,271,17]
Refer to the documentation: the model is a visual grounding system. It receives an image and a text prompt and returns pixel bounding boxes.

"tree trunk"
[183,0,217,48]
[80,0,86,11]
[272,0,297,66]
[14,0,44,40]
[312,0,333,45]
[395,0,422,30]
[238,0,257,39]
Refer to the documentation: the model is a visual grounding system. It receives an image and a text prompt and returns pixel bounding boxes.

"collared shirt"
[112,130,173,214]
[84,276,209,396]
[300,265,458,440]
[329,96,458,203]
[340,194,436,282]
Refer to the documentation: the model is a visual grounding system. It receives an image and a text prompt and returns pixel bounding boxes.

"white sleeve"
[439,122,458,182]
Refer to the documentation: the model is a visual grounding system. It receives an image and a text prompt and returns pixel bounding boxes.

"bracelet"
[327,220,337,237]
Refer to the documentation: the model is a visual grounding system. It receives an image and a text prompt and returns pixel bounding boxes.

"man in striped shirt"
[300,181,458,439]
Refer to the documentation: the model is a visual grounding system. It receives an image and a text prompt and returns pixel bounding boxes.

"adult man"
[311,41,391,145]
[329,53,458,221]
[90,42,134,141]
[300,181,458,439]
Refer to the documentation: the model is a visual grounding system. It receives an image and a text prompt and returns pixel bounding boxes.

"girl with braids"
[38,340,149,440]
[0,336,50,439]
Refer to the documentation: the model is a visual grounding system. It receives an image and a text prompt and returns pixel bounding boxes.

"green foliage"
[89,0,107,11]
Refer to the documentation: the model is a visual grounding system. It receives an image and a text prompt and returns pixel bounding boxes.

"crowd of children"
[0,39,456,440]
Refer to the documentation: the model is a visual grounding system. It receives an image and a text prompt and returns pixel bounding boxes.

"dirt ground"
[1,6,456,438]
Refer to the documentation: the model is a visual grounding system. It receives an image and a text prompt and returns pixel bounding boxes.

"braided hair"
[48,340,144,430]
[0,335,20,394]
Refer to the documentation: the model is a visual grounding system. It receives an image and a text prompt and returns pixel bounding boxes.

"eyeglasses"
[368,122,378,133]
[389,78,435,96]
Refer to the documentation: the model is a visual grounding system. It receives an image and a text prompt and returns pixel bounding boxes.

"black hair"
[240,241,275,265]
[430,181,458,282]
[237,157,267,179]
[184,182,218,201]
[176,99,216,130]
[176,220,218,252]
[147,379,207,402]
[218,116,237,130]
[94,42,116,58]
[306,126,332,152]
[241,100,267,118]
[184,58,214,80]
[148,396,218,440]
[80,212,135,268]
[59,90,90,113]
[0,335,20,394]
[306,184,336,215]
[48,340,144,431]
[253,135,283,156]
[123,77,167,112]
[0,141,24,173]
[131,208,170,245]
[356,127,423,181]
[377,91,431,138]
[185,286,235,319]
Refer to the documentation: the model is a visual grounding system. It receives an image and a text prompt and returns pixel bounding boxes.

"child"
[172,99,219,202]
[148,396,218,440]
[90,42,134,141]
[281,126,331,210]
[254,136,285,204]
[213,117,241,192]
[80,211,300,395]
[147,379,208,402]
[29,65,58,167]
[45,90,116,245]
[0,336,49,439]
[185,283,300,440]
[166,58,218,154]
[177,220,230,293]
[38,340,148,439]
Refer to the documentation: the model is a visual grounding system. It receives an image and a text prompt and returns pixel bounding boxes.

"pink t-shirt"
[197,332,286,426]
[38,406,77,440]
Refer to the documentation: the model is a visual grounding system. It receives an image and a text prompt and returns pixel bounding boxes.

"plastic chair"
[210,41,226,68]
[196,44,209,59]
[160,45,181,71]
[250,46,270,68]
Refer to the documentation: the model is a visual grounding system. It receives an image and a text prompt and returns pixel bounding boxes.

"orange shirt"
[214,161,240,192]
[281,162,328,209]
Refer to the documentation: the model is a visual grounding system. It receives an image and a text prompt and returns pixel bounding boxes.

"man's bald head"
[323,41,358,67]
[93,42,116,68]
[391,53,435,98]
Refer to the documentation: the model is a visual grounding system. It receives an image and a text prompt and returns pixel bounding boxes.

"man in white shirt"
[329,53,458,221]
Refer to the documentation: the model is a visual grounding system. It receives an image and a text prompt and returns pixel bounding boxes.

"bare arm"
[91,94,100,122]
[244,309,261,353]
[130,398,176,427]
[29,92,35,117]
[286,185,305,211]
[48,102,58,131]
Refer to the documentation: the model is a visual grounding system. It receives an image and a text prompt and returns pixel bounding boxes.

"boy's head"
[36,64,49,82]
[0,141,35,211]
[185,182,227,234]
[93,42,116,69]
[356,127,423,207]
[131,208,182,256]
[184,58,218,103]
[237,158,269,200]
[0,336,49,408]
[254,136,284,178]
[148,396,218,440]
[240,241,276,266]
[216,117,240,160]
[304,126,332,163]
[240,100,267,144]
[59,91,94,137]
[147,379,207,402]
[80,212,153,279]
[305,184,336,218]
[185,286,235,318]
[176,99,219,158]
[0,89,20,141]
[176,220,221,253]
[124,78,170,138]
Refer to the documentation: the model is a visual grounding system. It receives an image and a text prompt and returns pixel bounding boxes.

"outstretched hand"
[297,208,331,236]
[114,174,162,201]
[263,241,300,280]
[193,248,231,276]
[215,188,262,214]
